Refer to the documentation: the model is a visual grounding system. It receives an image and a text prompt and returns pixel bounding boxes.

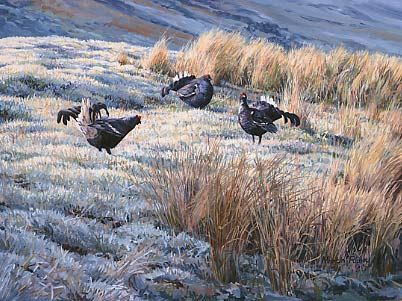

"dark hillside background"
[1,0,402,54]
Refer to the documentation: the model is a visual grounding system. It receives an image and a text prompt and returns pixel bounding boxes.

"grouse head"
[240,91,247,102]
[203,74,212,81]
[123,115,142,129]
[135,115,141,124]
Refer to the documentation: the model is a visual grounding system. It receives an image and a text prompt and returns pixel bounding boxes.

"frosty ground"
[0,36,400,300]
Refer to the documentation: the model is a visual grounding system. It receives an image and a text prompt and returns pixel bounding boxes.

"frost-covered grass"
[0,36,400,301]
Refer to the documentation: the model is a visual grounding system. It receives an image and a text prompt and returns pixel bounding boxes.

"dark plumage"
[57,99,141,154]
[238,92,300,144]
[161,73,214,108]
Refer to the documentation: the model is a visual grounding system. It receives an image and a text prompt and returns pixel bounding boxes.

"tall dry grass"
[135,143,226,233]
[135,126,401,293]
[282,77,313,131]
[309,126,402,275]
[249,158,312,295]
[337,103,362,139]
[174,30,286,90]
[196,156,255,283]
[136,143,253,283]
[379,109,402,140]
[142,38,172,75]
[135,143,304,286]
[174,30,402,110]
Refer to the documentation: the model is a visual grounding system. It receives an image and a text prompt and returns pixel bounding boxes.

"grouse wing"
[161,75,197,97]
[250,101,282,123]
[250,109,278,133]
[89,119,125,138]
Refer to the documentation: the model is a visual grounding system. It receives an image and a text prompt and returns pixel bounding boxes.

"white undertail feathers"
[76,99,97,138]
[173,71,190,81]
[260,95,277,107]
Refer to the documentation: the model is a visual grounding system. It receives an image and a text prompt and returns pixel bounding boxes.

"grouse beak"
[137,115,142,124]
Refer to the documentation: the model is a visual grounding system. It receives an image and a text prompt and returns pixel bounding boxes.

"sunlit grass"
[142,37,172,75]
[174,30,402,110]
[0,35,400,300]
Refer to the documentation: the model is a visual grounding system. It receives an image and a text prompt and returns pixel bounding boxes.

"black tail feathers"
[161,73,196,98]
[57,102,110,126]
[282,111,301,127]
[57,106,81,125]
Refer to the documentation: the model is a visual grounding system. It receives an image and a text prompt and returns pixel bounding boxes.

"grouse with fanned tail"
[161,72,214,108]
[238,92,300,144]
[57,99,141,154]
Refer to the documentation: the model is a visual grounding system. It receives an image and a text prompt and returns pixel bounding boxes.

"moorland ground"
[0,33,401,300]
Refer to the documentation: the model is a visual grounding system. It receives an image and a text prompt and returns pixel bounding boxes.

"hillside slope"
[1,0,402,54]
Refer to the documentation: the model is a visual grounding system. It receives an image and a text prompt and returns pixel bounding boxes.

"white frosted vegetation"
[0,36,399,300]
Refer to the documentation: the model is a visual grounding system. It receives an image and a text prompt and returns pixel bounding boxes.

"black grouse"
[238,92,300,144]
[161,72,214,108]
[57,99,141,154]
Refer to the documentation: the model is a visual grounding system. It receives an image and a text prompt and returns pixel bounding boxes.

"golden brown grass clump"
[136,129,401,294]
[174,30,402,111]
[309,126,401,276]
[136,143,251,283]
[136,142,312,293]
[117,52,131,65]
[174,30,286,90]
[142,38,172,75]
[136,143,301,286]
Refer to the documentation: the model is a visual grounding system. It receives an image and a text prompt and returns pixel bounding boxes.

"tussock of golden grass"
[175,30,244,84]
[310,127,402,276]
[142,38,172,75]
[343,127,401,199]
[287,46,327,99]
[175,30,402,110]
[136,143,255,284]
[174,30,286,90]
[249,42,286,90]
[136,142,307,287]
[196,155,255,283]
[137,128,401,292]
[282,77,313,131]
[379,109,402,140]
[117,52,131,65]
[249,158,310,295]
[135,143,222,233]
[337,103,362,139]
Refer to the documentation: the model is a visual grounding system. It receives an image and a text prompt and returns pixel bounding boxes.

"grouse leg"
[252,136,255,143]
[105,148,112,155]
[258,136,262,144]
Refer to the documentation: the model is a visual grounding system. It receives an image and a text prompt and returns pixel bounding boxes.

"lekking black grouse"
[57,99,141,155]
[238,92,300,144]
[161,73,214,108]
